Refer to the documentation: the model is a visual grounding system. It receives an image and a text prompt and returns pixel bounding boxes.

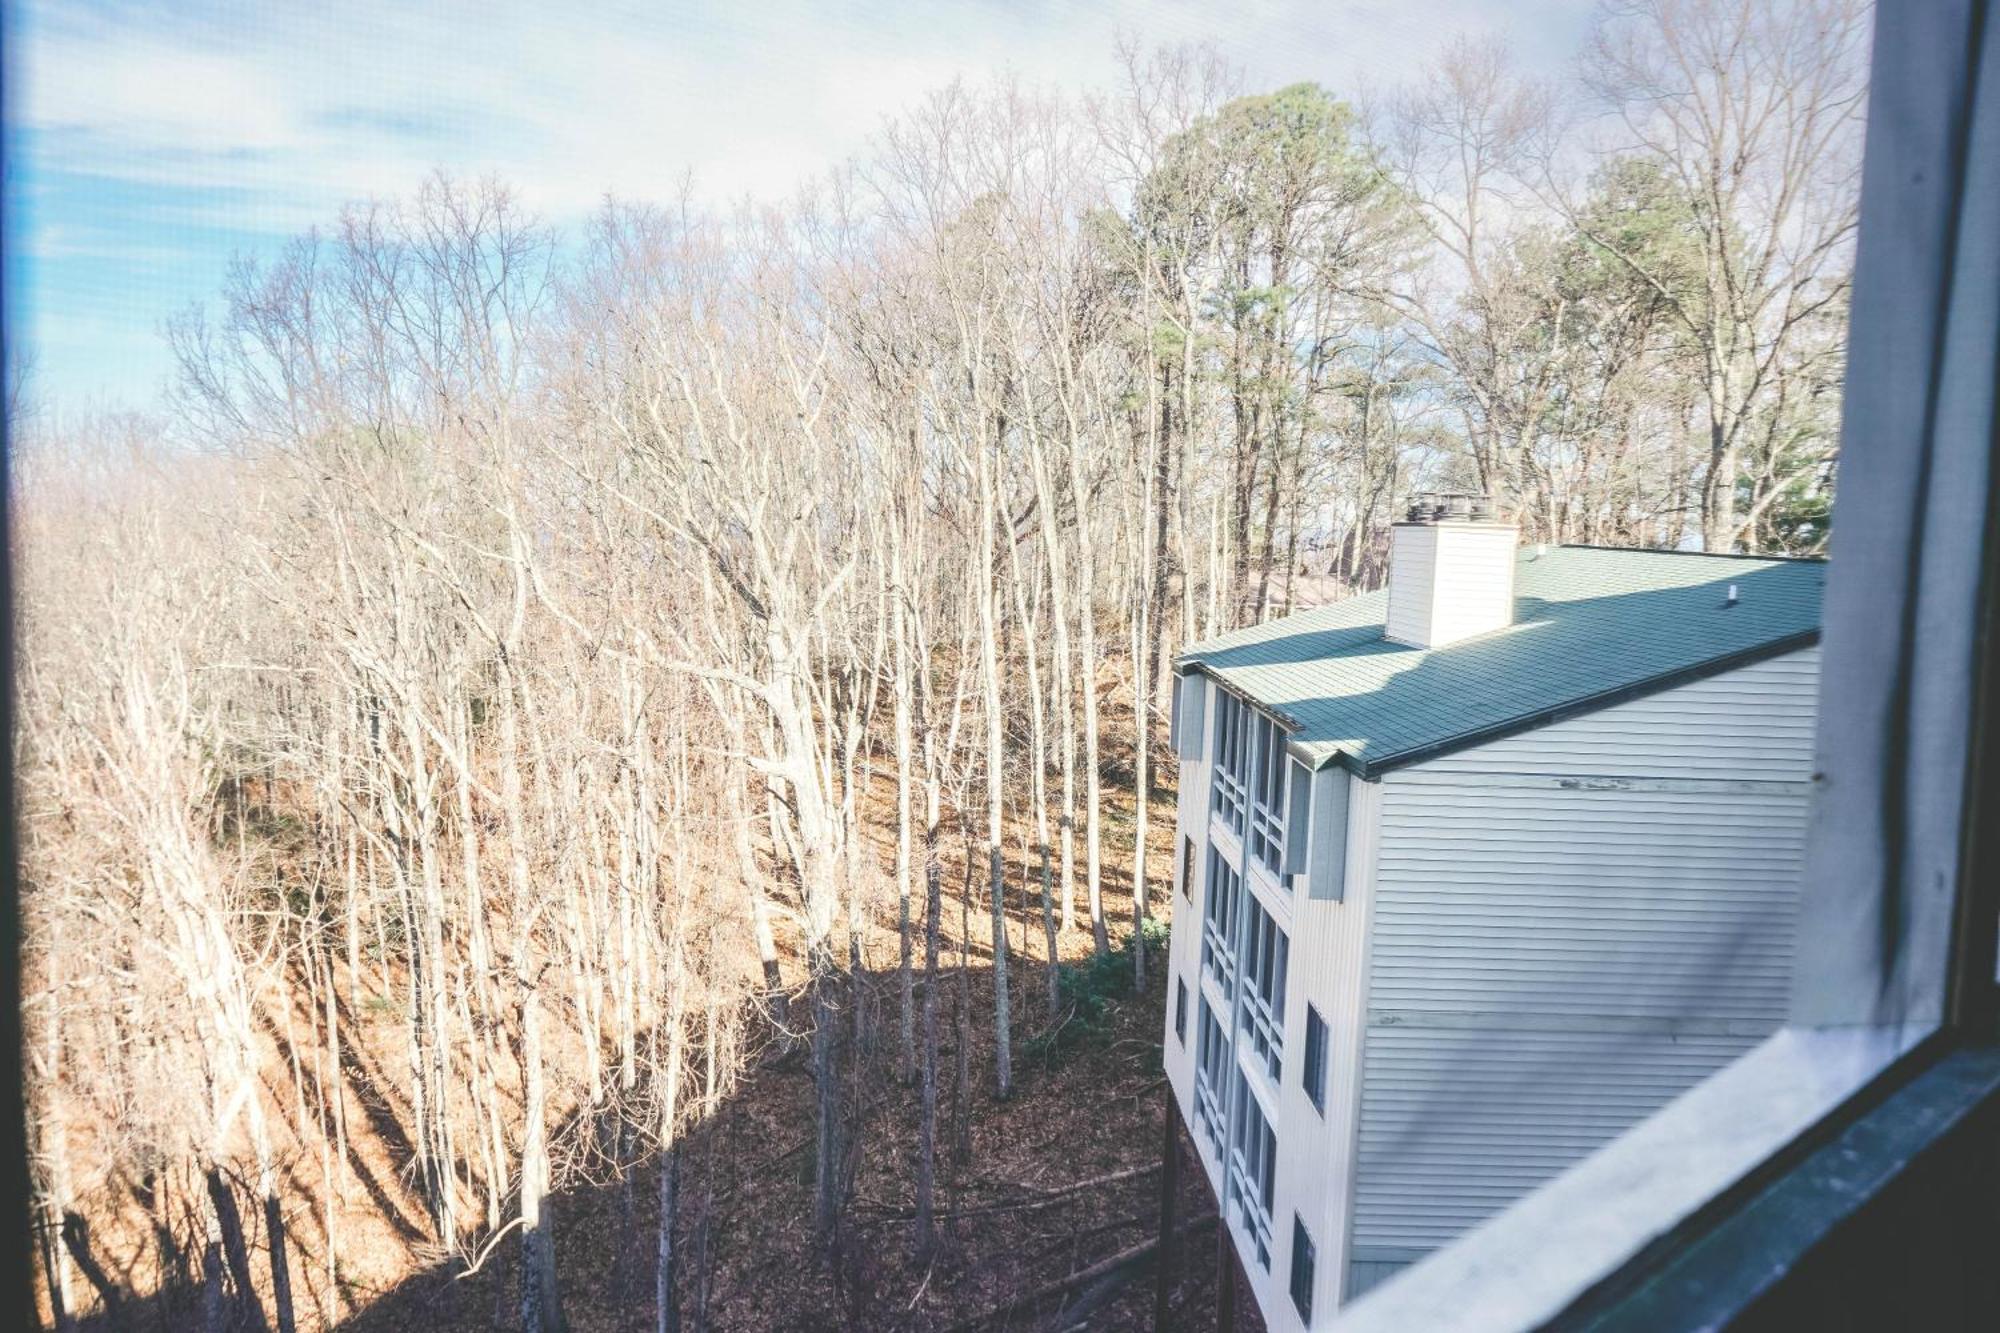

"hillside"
[37,757,1265,1332]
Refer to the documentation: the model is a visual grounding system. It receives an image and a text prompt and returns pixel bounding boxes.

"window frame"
[1247,710,1288,876]
[1200,844,1241,993]
[1238,889,1289,1083]
[1194,996,1230,1153]
[1228,1065,1279,1271]
[1211,689,1250,834]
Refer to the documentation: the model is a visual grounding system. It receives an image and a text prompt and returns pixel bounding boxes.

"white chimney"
[1385,492,1520,649]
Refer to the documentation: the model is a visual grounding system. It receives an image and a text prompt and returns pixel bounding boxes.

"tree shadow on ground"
[63,927,1252,1333]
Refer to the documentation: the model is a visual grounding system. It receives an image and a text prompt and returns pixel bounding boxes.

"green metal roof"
[1178,545,1824,777]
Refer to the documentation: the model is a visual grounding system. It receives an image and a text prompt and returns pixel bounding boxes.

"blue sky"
[5,0,1593,411]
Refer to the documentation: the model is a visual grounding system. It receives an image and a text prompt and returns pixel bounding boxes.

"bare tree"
[1568,0,1867,549]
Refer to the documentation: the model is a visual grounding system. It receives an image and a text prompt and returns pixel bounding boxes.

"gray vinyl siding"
[1302,762,1352,901]
[1345,1256,1416,1303]
[1346,648,1819,1294]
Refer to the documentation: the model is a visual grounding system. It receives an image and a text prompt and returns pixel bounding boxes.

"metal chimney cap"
[1402,490,1500,524]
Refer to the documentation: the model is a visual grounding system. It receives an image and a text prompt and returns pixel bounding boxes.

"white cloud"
[14,0,1595,228]
[27,41,296,151]
[7,0,1596,404]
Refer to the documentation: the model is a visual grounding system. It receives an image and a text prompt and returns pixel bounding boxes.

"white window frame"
[1247,710,1289,877]
[1200,842,1240,995]
[1237,888,1289,1084]
[1194,995,1232,1158]
[1211,689,1251,835]
[1227,1064,1279,1271]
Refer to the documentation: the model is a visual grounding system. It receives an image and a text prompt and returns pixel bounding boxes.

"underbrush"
[1026,916,1170,1063]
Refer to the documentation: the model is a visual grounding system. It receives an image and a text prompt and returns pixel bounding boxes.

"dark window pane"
[1290,1215,1316,1322]
[1304,1005,1328,1113]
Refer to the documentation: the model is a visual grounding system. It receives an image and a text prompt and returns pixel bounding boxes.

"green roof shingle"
[1177,545,1824,776]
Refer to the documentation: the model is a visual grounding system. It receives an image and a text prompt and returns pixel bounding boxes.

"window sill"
[1327,1022,1934,1332]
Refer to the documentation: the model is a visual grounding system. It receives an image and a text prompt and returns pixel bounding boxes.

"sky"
[4,0,1596,411]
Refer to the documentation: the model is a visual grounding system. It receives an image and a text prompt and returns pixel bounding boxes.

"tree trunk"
[202,1234,226,1333]
[914,761,943,1257]
[615,1121,639,1301]
[692,1125,716,1333]
[954,840,974,1167]
[263,1190,296,1333]
[1132,611,1151,993]
[655,1144,681,1333]
[1151,360,1181,724]
[1004,494,1062,1018]
[724,738,784,1028]
[1251,446,1285,623]
[40,1208,73,1333]
[892,539,917,1084]
[655,928,689,1333]
[1704,410,1740,553]
[1132,391,1162,990]
[978,453,1012,1098]
[1066,443,1109,957]
[1022,422,1079,936]
[519,982,566,1333]
[204,1170,267,1333]
[59,1213,127,1333]
[810,949,843,1242]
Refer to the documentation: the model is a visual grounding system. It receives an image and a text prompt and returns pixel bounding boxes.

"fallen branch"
[855,1161,1161,1220]
[944,1211,1217,1332]
[454,1215,525,1279]
[1044,1264,1138,1333]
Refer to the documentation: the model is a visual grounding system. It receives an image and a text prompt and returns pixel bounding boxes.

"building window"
[1302,1004,1328,1114]
[1247,710,1288,876]
[1200,846,1240,991]
[1228,1071,1278,1270]
[1239,891,1289,1082]
[1180,832,1196,901]
[1194,999,1229,1152]
[1290,1215,1316,1323]
[1210,688,1251,834]
[1174,977,1188,1045]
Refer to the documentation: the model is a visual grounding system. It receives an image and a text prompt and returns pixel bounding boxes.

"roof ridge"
[1182,547,1824,774]
[1552,543,1828,565]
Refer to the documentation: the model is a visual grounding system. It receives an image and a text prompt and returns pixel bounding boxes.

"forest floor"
[52,718,1266,1332]
[337,772,1258,1332]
